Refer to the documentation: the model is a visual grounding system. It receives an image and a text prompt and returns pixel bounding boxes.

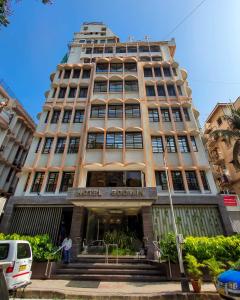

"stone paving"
[13,279,220,299]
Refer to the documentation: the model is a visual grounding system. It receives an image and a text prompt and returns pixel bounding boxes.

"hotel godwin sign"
[68,187,157,200]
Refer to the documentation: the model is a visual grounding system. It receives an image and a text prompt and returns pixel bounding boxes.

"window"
[100,39,105,44]
[44,111,50,123]
[74,110,84,123]
[108,105,123,118]
[125,104,140,118]
[172,108,182,122]
[152,56,162,61]
[17,243,31,259]
[148,108,159,122]
[166,136,176,153]
[51,110,61,123]
[73,69,80,78]
[42,137,53,154]
[52,88,57,98]
[6,168,13,183]
[125,81,138,92]
[157,85,166,96]
[110,63,123,72]
[0,243,9,260]
[107,39,115,43]
[150,45,160,52]
[60,172,74,192]
[185,171,200,191]
[64,69,71,79]
[68,87,76,98]
[106,132,123,149]
[217,117,222,126]
[96,63,108,73]
[31,172,45,193]
[94,81,107,92]
[84,58,90,63]
[83,26,88,30]
[93,47,103,54]
[125,132,143,149]
[86,41,92,44]
[79,87,88,98]
[35,138,42,153]
[124,63,137,72]
[152,136,163,153]
[161,109,171,122]
[85,48,92,54]
[171,171,185,191]
[127,46,137,53]
[91,105,105,118]
[109,81,123,92]
[155,171,167,191]
[58,70,62,79]
[55,137,66,153]
[62,110,72,123]
[163,67,171,77]
[116,47,126,53]
[146,85,156,96]
[144,68,153,77]
[140,56,151,61]
[167,85,176,96]
[58,87,67,98]
[183,108,190,121]
[45,172,59,192]
[200,171,210,191]
[177,85,183,96]
[178,136,190,153]
[68,137,80,153]
[139,46,149,52]
[105,47,113,53]
[154,67,162,77]
[190,136,198,152]
[82,69,91,78]
[172,68,178,76]
[87,132,104,149]
[79,39,85,43]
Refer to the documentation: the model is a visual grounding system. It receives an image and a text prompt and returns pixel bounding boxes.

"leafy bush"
[104,230,141,252]
[203,257,225,281]
[159,233,240,264]
[0,233,59,262]
[185,254,204,279]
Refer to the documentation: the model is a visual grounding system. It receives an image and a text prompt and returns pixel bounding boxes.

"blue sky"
[0,0,240,125]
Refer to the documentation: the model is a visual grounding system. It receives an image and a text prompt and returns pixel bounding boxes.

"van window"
[17,243,31,259]
[0,244,9,260]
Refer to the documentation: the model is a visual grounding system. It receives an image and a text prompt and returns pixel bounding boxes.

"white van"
[0,240,32,290]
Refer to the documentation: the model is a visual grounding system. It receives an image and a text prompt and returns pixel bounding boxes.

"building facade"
[0,82,35,215]
[1,23,233,258]
[203,98,240,233]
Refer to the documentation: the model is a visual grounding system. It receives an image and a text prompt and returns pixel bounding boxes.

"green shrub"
[0,233,59,262]
[185,254,204,279]
[159,233,240,264]
[203,257,225,281]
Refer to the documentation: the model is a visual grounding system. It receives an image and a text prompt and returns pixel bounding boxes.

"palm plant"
[210,107,240,170]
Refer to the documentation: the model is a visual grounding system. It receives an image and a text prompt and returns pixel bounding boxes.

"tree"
[210,107,240,170]
[0,0,52,27]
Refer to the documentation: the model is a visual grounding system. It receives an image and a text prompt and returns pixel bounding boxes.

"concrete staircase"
[53,257,168,282]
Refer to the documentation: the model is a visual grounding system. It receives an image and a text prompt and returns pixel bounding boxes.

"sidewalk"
[15,279,220,299]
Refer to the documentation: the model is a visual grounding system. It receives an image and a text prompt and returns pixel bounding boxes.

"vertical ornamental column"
[141,206,155,259]
[70,206,86,259]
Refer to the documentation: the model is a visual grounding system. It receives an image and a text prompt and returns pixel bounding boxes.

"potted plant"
[185,254,204,293]
[203,257,225,286]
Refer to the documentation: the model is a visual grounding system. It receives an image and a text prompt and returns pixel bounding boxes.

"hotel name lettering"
[76,189,144,198]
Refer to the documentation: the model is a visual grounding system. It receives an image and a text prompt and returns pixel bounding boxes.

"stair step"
[56,268,163,275]
[59,263,160,270]
[52,273,168,282]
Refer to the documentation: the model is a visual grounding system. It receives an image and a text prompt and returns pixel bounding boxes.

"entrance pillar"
[142,206,155,259]
[70,206,86,259]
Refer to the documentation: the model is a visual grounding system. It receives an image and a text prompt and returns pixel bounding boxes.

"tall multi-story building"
[0,81,36,215]
[1,23,233,258]
[204,98,240,233]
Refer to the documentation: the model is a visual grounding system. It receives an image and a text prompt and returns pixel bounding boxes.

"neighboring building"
[204,97,240,233]
[0,82,36,207]
[1,23,233,258]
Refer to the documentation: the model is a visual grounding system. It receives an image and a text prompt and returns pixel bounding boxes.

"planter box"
[31,261,56,279]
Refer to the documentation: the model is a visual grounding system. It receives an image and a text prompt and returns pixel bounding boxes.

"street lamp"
[162,145,190,292]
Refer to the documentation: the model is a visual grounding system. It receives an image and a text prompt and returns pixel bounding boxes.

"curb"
[16,290,221,299]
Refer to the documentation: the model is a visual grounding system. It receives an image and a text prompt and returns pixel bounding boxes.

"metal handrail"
[44,246,63,278]
[105,243,118,264]
[152,241,172,279]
